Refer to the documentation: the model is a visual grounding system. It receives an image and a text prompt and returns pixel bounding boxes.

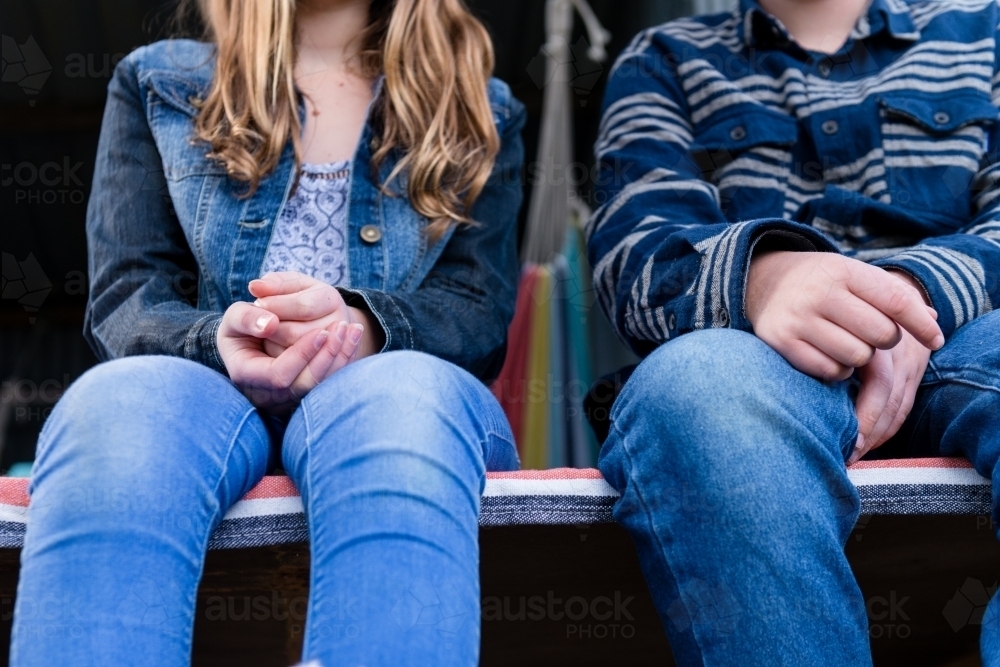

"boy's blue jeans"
[10,350,518,667]
[601,311,999,667]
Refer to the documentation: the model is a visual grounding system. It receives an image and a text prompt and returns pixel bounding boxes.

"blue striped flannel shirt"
[587,0,1000,357]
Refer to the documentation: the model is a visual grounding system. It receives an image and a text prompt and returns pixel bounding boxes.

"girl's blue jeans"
[10,350,518,667]
[601,310,999,667]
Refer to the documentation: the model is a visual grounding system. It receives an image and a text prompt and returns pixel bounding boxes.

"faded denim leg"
[282,351,518,667]
[600,329,867,667]
[11,356,271,667]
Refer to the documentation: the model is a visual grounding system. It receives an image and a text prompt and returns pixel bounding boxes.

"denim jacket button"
[360,225,382,243]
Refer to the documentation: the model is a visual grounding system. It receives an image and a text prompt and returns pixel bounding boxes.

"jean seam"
[920,374,1000,397]
[300,397,322,659]
[609,421,710,667]
[188,406,261,655]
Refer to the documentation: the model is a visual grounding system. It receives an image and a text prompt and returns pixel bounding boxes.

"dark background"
[0,0,696,472]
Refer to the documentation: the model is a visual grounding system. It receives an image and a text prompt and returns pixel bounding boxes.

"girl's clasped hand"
[217,271,367,413]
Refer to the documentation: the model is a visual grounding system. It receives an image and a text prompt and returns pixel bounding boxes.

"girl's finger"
[253,283,346,321]
[289,324,348,397]
[263,338,286,358]
[329,322,364,375]
[220,302,279,339]
[248,272,322,298]
[267,319,335,349]
[267,329,330,390]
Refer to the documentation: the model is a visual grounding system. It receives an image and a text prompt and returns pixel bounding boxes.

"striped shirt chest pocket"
[878,92,997,225]
[690,107,799,221]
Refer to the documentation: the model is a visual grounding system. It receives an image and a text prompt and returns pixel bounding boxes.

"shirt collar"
[738,0,920,48]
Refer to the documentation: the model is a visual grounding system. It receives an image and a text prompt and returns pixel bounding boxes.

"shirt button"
[717,307,730,327]
[818,63,832,78]
[360,224,382,243]
[729,126,747,141]
[933,111,950,126]
[667,312,676,330]
[821,120,839,135]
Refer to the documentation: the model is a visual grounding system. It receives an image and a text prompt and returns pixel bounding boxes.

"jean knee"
[293,351,504,468]
[33,356,261,502]
[314,350,485,415]
[613,329,779,433]
[602,330,859,526]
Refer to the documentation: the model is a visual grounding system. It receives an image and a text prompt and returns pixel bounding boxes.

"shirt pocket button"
[822,120,839,135]
[360,224,382,243]
[729,126,747,141]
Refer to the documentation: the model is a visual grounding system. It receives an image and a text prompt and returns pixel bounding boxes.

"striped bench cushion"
[0,458,990,550]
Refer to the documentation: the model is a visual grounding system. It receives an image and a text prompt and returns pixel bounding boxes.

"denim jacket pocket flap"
[692,106,798,153]
[145,71,206,118]
[878,92,998,135]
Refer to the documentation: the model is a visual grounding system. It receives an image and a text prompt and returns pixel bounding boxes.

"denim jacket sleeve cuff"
[337,287,405,354]
[184,313,227,375]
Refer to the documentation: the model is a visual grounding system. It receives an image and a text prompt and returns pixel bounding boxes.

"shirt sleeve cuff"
[723,220,840,333]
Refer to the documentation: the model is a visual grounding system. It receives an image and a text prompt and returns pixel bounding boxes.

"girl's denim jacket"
[84,39,526,383]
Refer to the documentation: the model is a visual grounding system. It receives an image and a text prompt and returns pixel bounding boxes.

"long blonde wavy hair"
[190,0,500,239]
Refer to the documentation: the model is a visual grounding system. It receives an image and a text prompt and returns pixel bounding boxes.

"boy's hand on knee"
[745,251,942,383]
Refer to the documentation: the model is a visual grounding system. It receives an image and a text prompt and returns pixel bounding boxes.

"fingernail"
[314,330,329,349]
[253,299,264,307]
[848,435,865,465]
[932,334,945,350]
[255,315,272,331]
[348,324,364,345]
[334,321,348,341]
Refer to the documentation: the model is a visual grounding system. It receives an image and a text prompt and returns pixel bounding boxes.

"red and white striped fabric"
[0,458,990,550]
